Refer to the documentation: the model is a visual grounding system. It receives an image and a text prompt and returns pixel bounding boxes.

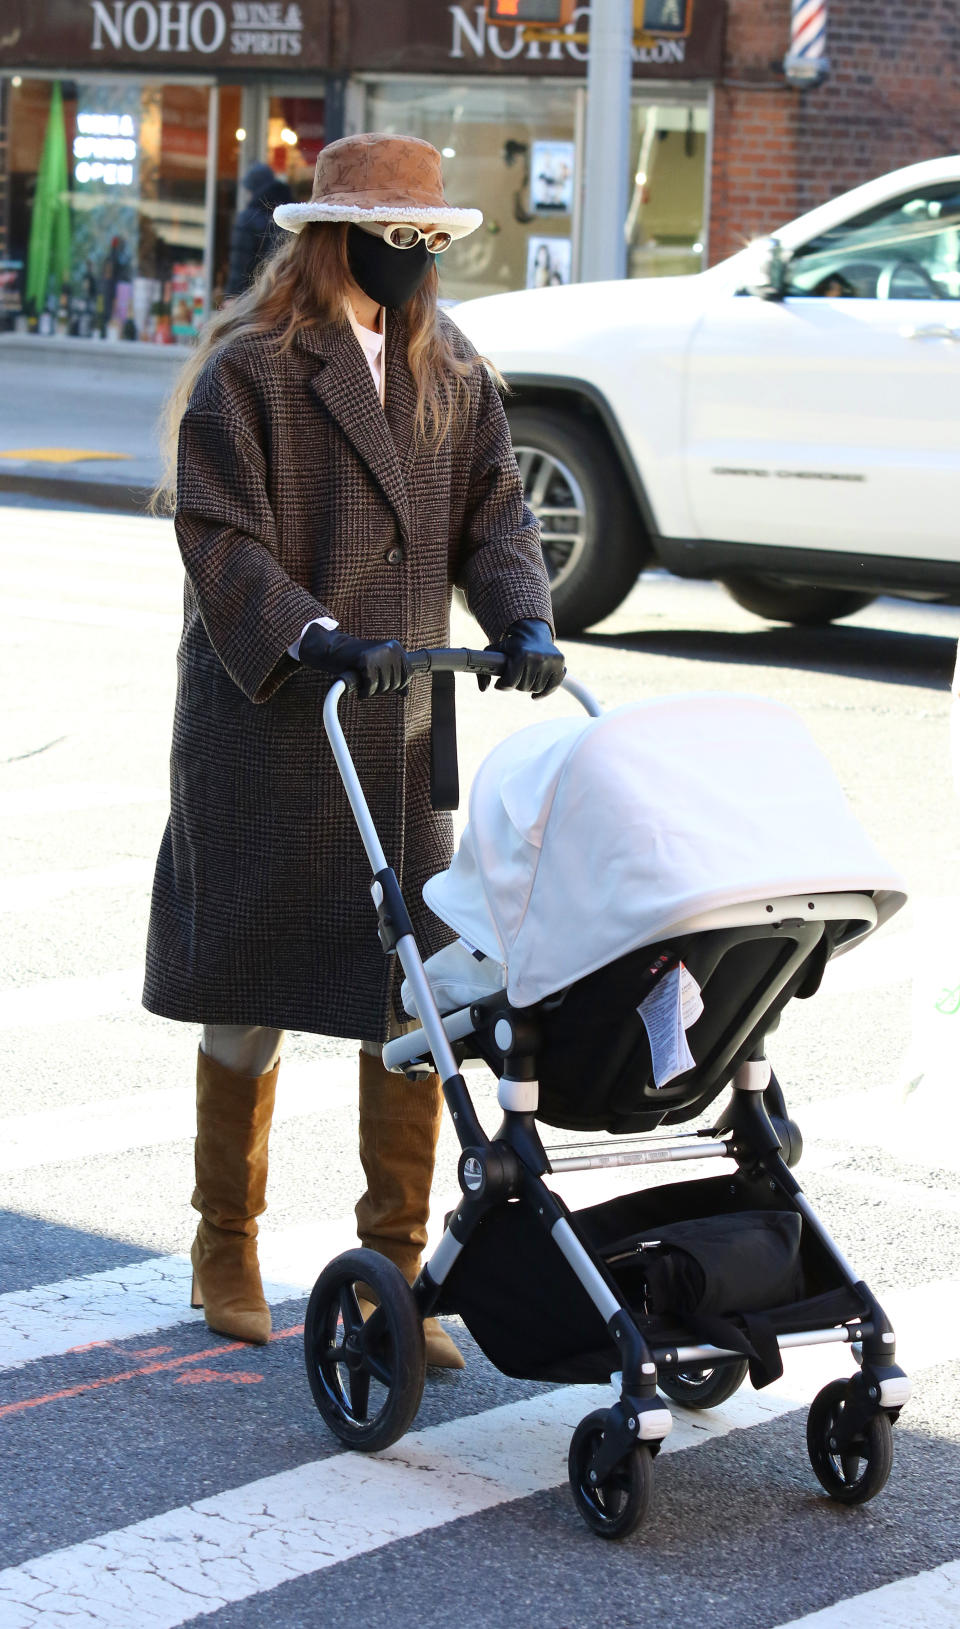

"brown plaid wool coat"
[142,309,553,1040]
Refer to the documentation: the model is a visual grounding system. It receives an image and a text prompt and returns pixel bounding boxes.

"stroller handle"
[408,646,506,679]
[333,646,506,694]
[334,646,601,716]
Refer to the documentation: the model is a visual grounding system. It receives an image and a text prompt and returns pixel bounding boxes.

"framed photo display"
[526,236,572,288]
[530,140,575,214]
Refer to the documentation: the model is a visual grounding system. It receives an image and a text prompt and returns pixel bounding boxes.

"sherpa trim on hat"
[273,131,482,240]
[274,202,482,237]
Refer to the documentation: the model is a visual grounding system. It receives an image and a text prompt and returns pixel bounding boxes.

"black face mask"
[346,225,431,310]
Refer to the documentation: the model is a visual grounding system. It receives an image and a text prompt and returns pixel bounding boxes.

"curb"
[0,471,157,513]
[0,333,185,374]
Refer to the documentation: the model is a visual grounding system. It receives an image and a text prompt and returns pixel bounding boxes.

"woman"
[144,132,563,1368]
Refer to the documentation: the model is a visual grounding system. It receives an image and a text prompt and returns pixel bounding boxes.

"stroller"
[304,649,912,1539]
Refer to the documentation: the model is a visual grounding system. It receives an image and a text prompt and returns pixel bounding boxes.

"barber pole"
[783,0,829,83]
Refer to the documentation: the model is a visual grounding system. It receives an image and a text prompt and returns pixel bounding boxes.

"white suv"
[452,156,960,634]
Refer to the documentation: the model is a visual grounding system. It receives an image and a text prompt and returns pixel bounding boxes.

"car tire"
[721,574,876,627]
[507,406,645,636]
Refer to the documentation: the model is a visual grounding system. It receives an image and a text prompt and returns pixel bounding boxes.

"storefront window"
[7,75,220,343]
[625,101,708,278]
[365,78,581,304]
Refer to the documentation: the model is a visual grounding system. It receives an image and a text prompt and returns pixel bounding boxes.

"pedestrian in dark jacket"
[225,161,292,296]
[145,133,563,1367]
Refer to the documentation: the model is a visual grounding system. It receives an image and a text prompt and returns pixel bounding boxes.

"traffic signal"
[636,0,693,35]
[485,1,576,24]
[485,0,693,36]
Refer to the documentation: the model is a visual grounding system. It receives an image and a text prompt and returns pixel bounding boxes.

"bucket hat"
[273,132,482,240]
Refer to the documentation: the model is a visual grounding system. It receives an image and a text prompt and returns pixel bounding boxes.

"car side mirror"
[739,236,790,301]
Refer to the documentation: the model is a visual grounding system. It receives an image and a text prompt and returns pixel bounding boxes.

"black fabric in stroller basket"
[601,1211,804,1320]
[601,1210,805,1387]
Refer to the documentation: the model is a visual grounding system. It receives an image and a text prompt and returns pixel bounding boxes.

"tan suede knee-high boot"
[356,1049,465,1370]
[189,1047,278,1346]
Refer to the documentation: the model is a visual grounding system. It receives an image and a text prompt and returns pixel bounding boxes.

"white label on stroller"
[637,962,702,1088]
[680,962,704,1027]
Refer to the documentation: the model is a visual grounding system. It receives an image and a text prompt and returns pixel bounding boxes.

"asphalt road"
[2,499,960,1628]
[0,342,177,508]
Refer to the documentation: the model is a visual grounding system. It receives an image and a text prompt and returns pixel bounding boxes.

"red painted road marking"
[66,1341,172,1358]
[175,1368,264,1386]
[0,1324,303,1420]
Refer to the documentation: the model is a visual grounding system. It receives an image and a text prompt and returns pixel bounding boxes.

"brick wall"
[708,0,960,263]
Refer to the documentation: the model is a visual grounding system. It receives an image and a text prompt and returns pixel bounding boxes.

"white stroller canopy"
[423,693,906,1010]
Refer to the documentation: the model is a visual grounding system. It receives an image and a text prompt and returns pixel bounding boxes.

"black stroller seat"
[455,913,835,1134]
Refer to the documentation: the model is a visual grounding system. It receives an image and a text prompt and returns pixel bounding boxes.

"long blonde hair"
[152,223,475,514]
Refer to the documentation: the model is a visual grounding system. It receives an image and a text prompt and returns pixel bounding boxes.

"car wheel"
[507,406,645,637]
[722,574,875,627]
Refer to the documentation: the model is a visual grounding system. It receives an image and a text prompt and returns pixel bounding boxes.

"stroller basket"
[303,648,911,1541]
[436,1171,865,1388]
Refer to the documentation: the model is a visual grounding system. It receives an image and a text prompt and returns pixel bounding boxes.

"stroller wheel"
[303,1248,425,1453]
[658,1357,749,1410]
[568,1410,653,1540]
[806,1379,894,1505]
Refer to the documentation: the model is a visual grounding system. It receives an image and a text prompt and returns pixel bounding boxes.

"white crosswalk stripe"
[0,1061,356,1176]
[0,860,155,911]
[801,1089,960,1173]
[0,1224,354,1373]
[818,926,911,993]
[0,969,145,1027]
[0,596,182,633]
[772,1560,960,1627]
[0,785,167,818]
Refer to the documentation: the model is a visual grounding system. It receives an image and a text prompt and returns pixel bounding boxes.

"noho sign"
[80,0,321,63]
[91,1,228,52]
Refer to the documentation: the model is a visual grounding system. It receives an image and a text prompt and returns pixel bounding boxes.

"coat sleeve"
[175,392,332,704]
[455,363,555,643]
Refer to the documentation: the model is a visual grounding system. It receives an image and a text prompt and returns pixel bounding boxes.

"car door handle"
[901,323,960,340]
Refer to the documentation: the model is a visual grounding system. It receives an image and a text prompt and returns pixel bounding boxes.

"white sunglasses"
[357,221,454,254]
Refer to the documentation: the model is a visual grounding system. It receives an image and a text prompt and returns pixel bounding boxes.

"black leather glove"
[298,623,409,700]
[478,618,566,699]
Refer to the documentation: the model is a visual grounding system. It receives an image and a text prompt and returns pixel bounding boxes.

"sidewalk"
[0,335,178,510]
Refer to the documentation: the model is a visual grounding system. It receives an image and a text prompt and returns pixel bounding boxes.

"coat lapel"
[300,319,411,543]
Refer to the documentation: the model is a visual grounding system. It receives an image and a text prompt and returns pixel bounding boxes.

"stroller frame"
[307,649,910,1538]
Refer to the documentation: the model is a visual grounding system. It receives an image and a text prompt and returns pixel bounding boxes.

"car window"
[784,181,960,300]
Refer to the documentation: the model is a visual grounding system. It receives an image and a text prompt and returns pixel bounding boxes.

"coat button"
[385,546,404,565]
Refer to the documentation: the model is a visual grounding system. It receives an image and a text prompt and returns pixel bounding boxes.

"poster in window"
[530,141,575,214]
[0,260,24,314]
[526,236,572,289]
